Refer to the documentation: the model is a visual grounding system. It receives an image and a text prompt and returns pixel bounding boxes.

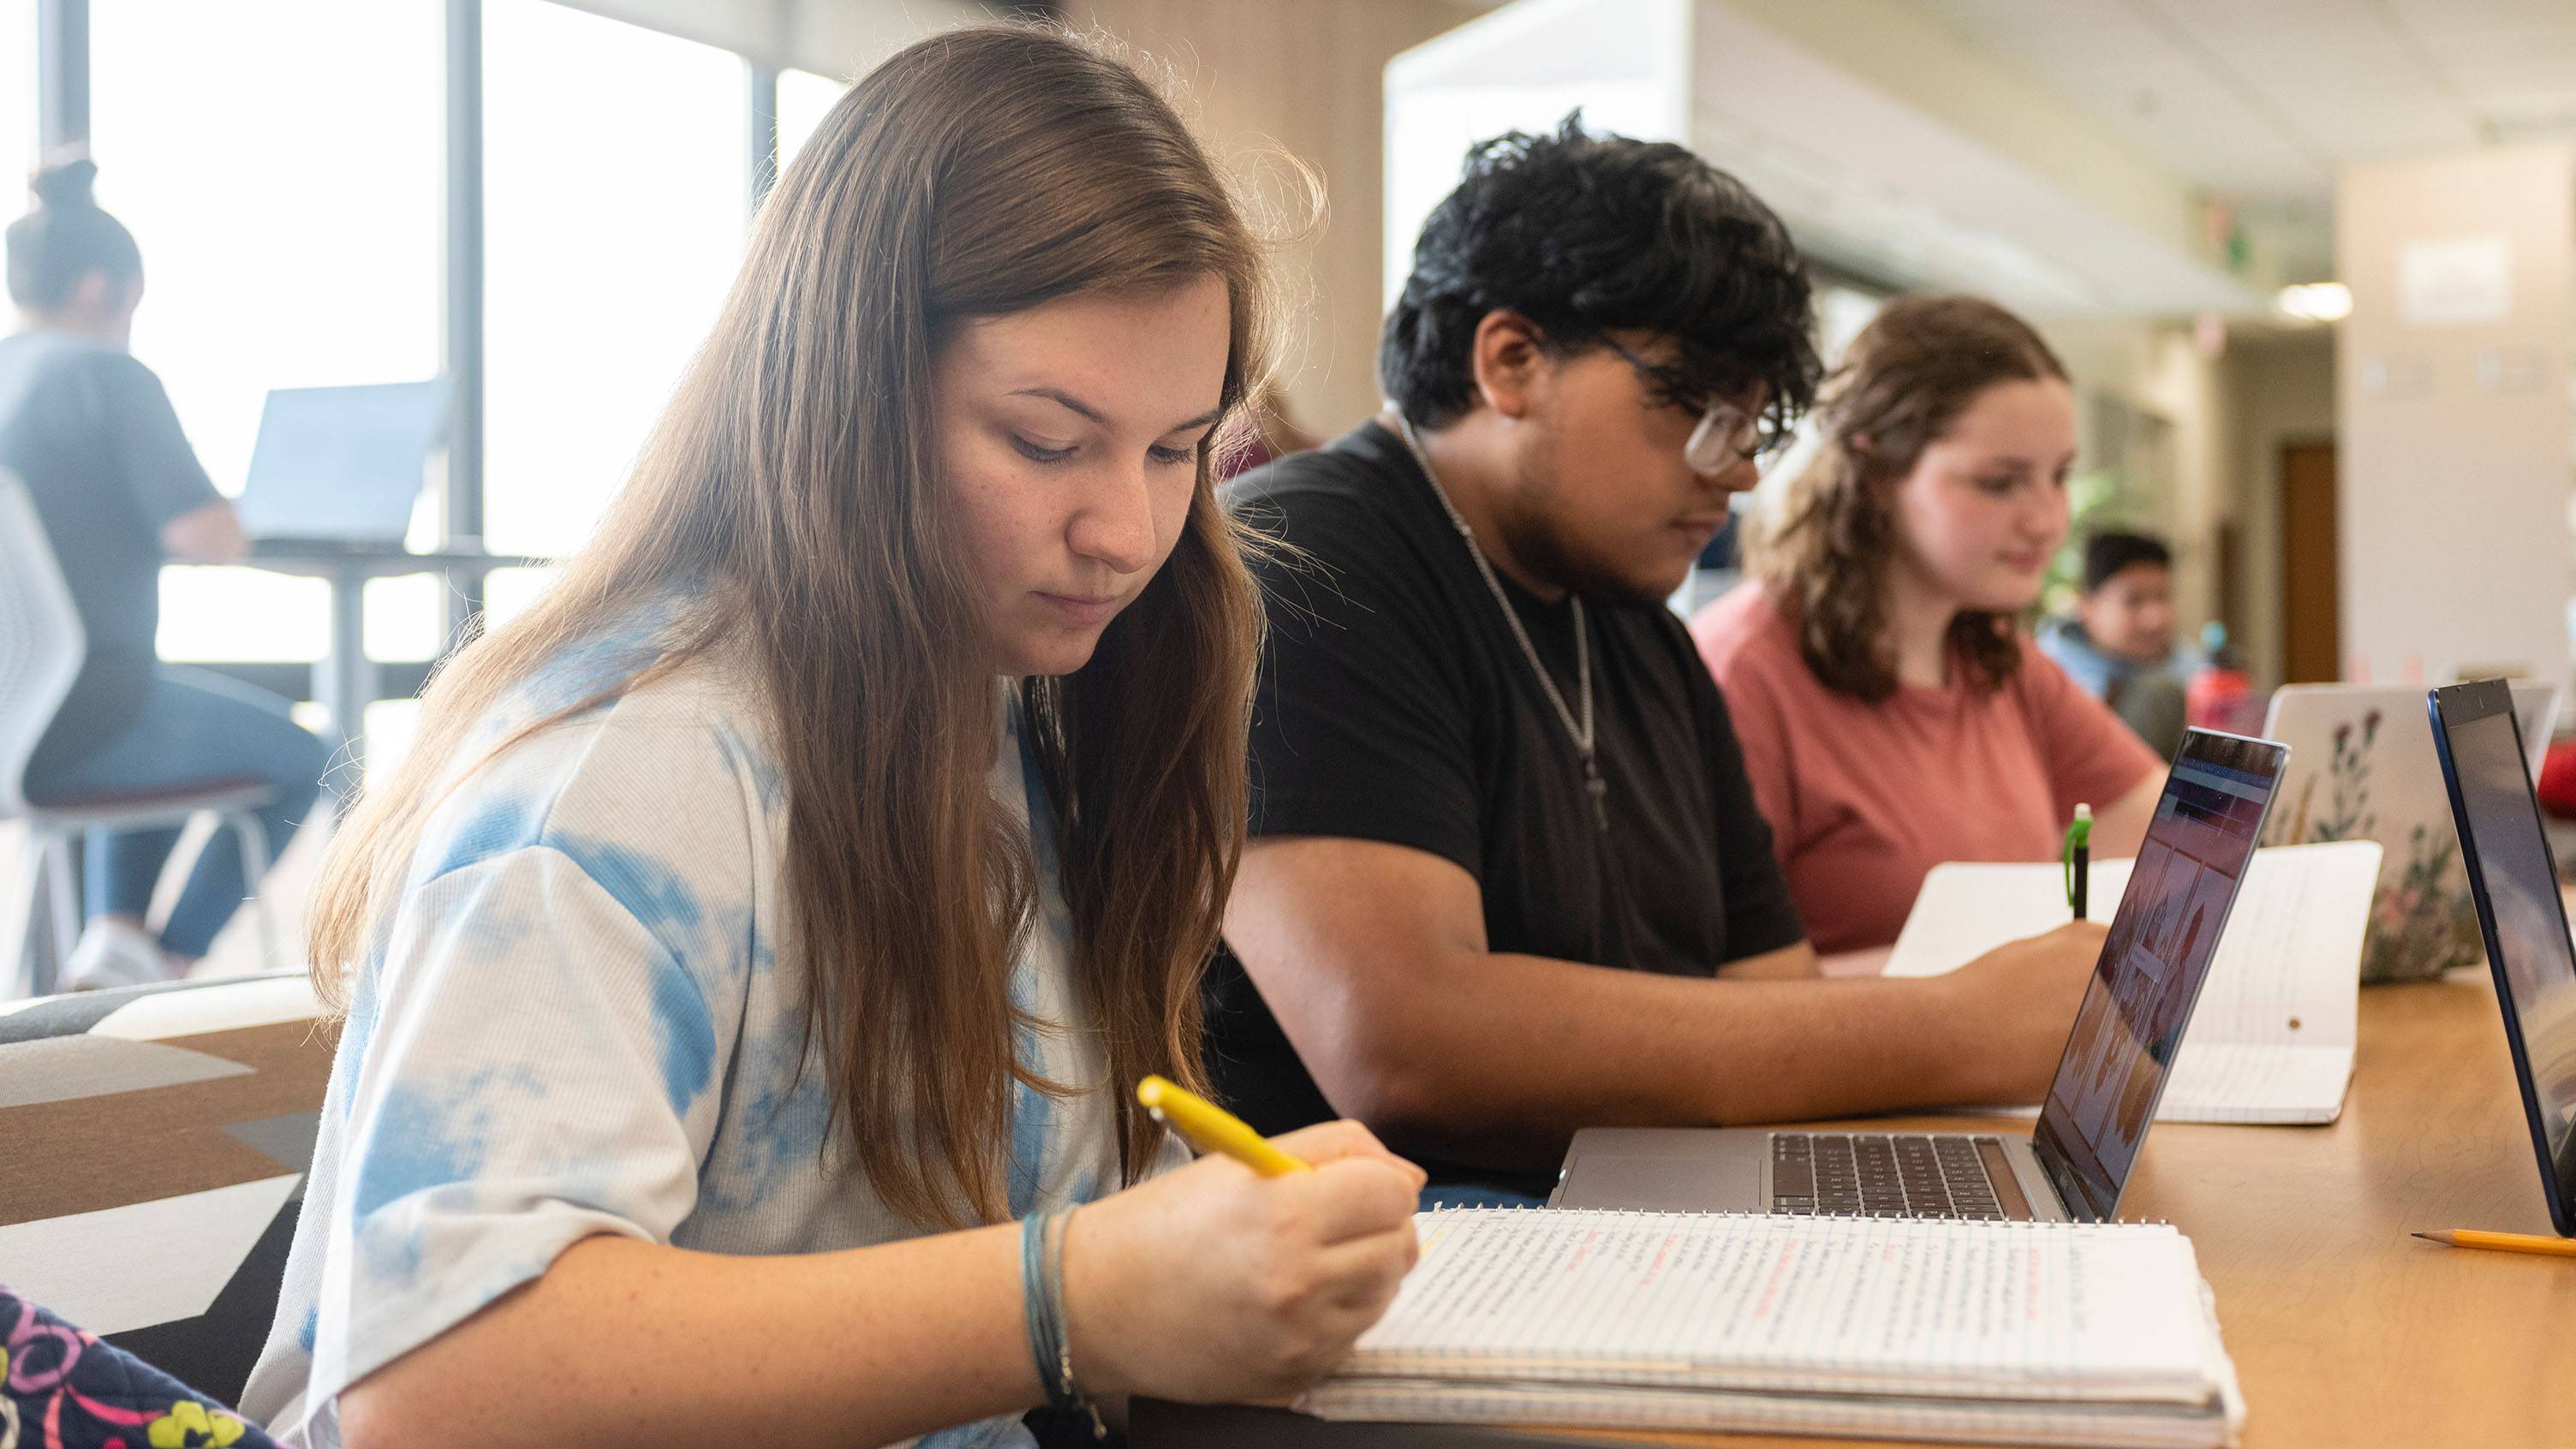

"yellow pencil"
[2412,1229,2576,1258]
[1136,1075,1311,1177]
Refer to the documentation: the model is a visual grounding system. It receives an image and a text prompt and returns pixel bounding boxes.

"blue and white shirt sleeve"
[300,692,765,1424]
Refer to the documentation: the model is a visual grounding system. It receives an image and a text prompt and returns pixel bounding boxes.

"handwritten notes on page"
[1302,1209,2245,1448]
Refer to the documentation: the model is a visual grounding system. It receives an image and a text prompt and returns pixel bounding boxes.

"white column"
[2337,146,2576,688]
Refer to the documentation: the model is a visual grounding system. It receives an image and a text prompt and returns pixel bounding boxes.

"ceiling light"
[2277,282,2352,323]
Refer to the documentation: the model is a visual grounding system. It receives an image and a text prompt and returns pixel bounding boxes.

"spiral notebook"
[1300,1208,2245,1449]
[1883,840,2381,1124]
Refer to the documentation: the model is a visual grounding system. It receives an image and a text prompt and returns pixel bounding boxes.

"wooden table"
[1137,969,2574,1447]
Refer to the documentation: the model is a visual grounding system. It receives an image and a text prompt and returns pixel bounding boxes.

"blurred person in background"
[2038,530,2195,755]
[2,157,329,988]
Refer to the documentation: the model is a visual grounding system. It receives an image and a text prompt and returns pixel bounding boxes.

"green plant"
[2040,467,2141,618]
[2305,712,2382,844]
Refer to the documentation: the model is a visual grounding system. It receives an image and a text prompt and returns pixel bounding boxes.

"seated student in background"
[236,30,1422,1448]
[1208,122,2107,1207]
[2038,530,2197,755]
[1692,295,2165,956]
[2,158,328,990]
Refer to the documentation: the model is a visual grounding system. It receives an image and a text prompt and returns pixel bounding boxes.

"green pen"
[2063,803,2093,919]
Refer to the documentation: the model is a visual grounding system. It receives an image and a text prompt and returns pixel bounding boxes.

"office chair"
[0,469,277,998]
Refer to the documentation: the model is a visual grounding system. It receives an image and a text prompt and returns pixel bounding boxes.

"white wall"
[2338,145,2575,688]
[1382,0,1690,309]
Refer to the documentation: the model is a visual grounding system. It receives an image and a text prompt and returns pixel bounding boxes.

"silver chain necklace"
[1392,414,1608,834]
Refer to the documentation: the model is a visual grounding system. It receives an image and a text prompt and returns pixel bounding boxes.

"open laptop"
[2430,679,2576,1237]
[235,379,446,551]
[2264,682,2559,981]
[1553,727,2288,1223]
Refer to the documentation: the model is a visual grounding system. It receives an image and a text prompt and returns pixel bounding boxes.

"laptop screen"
[2433,683,2576,1219]
[237,380,446,543]
[2030,730,2286,1220]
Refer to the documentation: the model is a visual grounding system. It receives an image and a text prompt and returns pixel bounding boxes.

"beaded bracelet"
[1019,1210,1106,1437]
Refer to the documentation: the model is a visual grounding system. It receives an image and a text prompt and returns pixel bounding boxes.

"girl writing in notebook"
[1691,295,2166,954]
[239,27,1422,1448]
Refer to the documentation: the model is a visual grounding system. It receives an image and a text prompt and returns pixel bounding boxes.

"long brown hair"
[1749,293,2066,701]
[307,26,1282,1231]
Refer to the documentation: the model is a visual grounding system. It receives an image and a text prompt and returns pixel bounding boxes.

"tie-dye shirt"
[238,640,1178,1448]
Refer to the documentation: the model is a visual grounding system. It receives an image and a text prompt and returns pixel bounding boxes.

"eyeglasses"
[1685,405,1765,476]
[1603,338,1770,477]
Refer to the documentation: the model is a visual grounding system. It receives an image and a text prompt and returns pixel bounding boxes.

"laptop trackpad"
[1556,1151,1762,1212]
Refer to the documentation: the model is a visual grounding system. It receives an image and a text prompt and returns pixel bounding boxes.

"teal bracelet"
[1019,1211,1106,1437]
[1018,1213,1059,1404]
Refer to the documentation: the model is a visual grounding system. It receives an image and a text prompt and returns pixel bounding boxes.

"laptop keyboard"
[1768,1133,2012,1219]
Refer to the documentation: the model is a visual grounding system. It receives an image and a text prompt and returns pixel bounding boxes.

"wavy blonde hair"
[307,26,1285,1231]
[1750,294,2066,701]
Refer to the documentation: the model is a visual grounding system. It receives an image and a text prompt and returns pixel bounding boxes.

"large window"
[1,0,32,183]
[482,0,751,559]
[775,66,849,179]
[91,0,444,669]
[36,3,921,781]
[92,1,444,492]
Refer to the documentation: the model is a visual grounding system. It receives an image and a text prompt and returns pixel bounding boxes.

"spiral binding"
[1419,1202,2177,1228]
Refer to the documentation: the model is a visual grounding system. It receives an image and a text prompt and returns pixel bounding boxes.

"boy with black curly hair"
[1207,119,2108,1202]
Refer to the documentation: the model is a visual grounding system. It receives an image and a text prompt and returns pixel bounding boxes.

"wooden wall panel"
[1065,0,1469,433]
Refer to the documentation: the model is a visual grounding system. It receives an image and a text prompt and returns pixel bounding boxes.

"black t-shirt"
[1203,420,1805,1196]
[0,331,218,775]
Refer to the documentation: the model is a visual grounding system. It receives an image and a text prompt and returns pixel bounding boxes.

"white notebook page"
[1881,841,2380,1122]
[1327,1210,2220,1404]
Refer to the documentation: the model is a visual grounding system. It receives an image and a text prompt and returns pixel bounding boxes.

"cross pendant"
[1583,757,1609,834]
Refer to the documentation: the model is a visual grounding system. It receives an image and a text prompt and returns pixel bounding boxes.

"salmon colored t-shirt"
[1690,584,2161,953]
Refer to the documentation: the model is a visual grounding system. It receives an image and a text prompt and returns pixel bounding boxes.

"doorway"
[2280,440,2340,683]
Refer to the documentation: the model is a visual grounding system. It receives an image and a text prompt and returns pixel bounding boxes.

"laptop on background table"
[2264,682,2560,982]
[234,379,446,553]
[1553,728,2288,1222]
[2430,679,2576,1237]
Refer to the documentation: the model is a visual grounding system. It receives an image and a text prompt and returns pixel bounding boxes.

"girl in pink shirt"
[1692,295,2164,953]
